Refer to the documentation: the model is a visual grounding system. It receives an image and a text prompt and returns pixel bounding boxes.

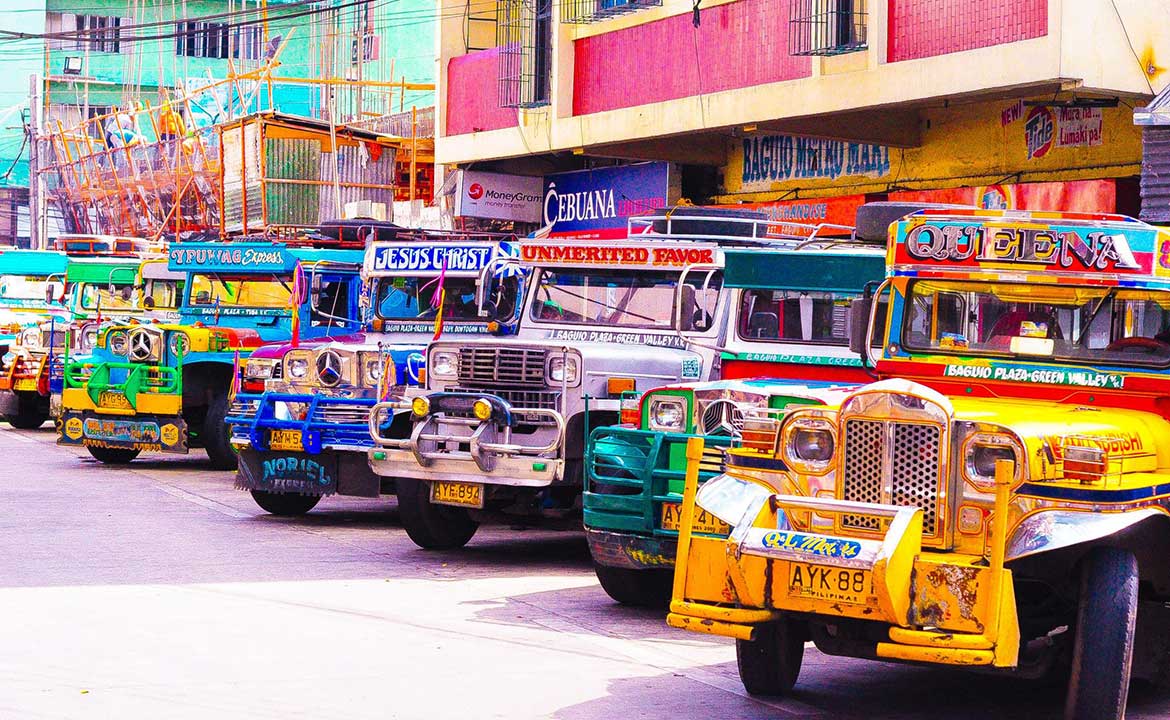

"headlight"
[285,350,312,380]
[20,327,38,348]
[782,417,836,472]
[244,359,276,380]
[429,350,458,380]
[168,331,189,357]
[79,328,98,351]
[963,433,1021,490]
[547,355,580,385]
[108,330,128,355]
[648,396,687,432]
[360,352,388,387]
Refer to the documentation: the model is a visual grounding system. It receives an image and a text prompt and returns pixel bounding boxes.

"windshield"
[310,275,354,328]
[188,274,292,308]
[144,279,180,311]
[376,276,513,322]
[739,289,858,344]
[79,283,136,311]
[0,275,63,302]
[903,280,1170,366]
[530,268,722,329]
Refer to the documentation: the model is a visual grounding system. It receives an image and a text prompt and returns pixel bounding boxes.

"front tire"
[250,490,321,516]
[736,616,807,696]
[203,390,236,470]
[1065,547,1138,720]
[5,392,48,429]
[87,445,140,464]
[396,478,478,550]
[594,564,673,608]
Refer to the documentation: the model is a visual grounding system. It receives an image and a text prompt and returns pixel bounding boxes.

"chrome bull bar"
[368,399,567,474]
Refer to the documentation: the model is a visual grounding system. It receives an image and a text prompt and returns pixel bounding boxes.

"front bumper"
[667,457,1021,668]
[367,392,565,487]
[227,391,378,454]
[236,446,384,497]
[57,408,188,453]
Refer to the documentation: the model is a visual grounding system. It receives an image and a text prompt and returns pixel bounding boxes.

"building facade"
[436,0,1170,229]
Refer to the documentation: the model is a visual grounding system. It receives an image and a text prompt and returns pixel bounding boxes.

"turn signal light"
[607,377,635,397]
[1064,445,1107,484]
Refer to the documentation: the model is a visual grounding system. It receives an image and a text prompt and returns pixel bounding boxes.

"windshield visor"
[188,274,293,308]
[903,280,1170,367]
[530,268,721,329]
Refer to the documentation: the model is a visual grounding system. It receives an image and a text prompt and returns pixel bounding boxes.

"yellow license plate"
[13,378,37,392]
[269,429,304,452]
[788,563,872,605]
[98,391,133,410]
[660,502,730,535]
[430,481,483,509]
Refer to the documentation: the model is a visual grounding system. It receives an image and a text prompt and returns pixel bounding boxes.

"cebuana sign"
[542,162,669,239]
[455,170,543,223]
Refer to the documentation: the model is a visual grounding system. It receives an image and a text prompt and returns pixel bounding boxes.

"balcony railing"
[562,0,662,24]
[789,0,867,56]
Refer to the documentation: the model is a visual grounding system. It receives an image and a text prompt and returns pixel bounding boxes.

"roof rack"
[54,234,167,258]
[627,207,880,250]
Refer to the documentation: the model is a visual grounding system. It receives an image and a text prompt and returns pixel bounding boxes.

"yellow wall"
[718,96,1143,203]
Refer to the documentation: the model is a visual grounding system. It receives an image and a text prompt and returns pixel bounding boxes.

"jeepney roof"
[0,250,68,277]
[363,239,516,277]
[519,239,724,271]
[168,242,364,275]
[65,257,142,284]
[723,247,885,293]
[139,259,185,282]
[889,208,1170,286]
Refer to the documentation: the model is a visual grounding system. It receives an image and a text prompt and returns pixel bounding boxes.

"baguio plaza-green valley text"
[3,2,1170,719]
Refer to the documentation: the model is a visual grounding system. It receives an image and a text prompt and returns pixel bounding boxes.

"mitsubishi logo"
[128,328,154,362]
[316,349,343,386]
[701,399,744,438]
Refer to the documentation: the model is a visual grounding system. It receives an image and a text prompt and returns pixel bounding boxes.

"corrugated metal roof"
[1134,84,1170,125]
[1140,127,1170,222]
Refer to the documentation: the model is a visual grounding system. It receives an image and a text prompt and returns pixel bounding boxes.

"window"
[561,0,662,24]
[310,277,353,328]
[375,277,501,322]
[738,289,856,345]
[234,24,264,61]
[188,274,293,308]
[530,269,721,329]
[902,280,1170,367]
[175,21,231,59]
[79,283,136,312]
[47,13,126,53]
[497,0,552,107]
[789,0,867,56]
[0,276,64,302]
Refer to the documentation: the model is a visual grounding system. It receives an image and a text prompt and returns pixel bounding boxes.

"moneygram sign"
[455,170,543,223]
[543,162,669,239]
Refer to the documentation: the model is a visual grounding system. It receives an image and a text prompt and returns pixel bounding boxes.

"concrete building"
[435,0,1170,232]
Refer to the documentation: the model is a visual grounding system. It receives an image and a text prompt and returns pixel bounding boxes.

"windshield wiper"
[1075,289,1116,345]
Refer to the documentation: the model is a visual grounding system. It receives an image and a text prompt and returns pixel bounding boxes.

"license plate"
[98,391,133,410]
[660,502,730,535]
[788,563,872,605]
[14,378,37,392]
[269,429,304,452]
[430,481,483,509]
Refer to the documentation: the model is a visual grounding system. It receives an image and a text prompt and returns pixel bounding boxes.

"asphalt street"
[1,427,1168,720]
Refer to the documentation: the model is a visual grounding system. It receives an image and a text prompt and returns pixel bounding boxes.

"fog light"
[473,398,492,421]
[412,396,430,417]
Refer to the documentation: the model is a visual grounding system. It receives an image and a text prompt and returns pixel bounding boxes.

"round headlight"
[20,327,38,348]
[473,398,492,421]
[967,443,1017,487]
[288,358,309,379]
[791,428,835,463]
[366,359,383,383]
[168,331,189,357]
[108,330,128,355]
[80,329,98,350]
[430,350,457,379]
[649,397,685,431]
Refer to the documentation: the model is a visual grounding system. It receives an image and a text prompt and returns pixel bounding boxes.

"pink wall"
[888,0,1047,62]
[573,0,811,116]
[445,48,517,136]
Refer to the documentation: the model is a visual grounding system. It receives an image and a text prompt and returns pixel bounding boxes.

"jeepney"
[585,246,885,605]
[57,241,365,467]
[226,234,523,516]
[367,208,819,550]
[668,208,1170,720]
[0,249,69,357]
[0,254,146,428]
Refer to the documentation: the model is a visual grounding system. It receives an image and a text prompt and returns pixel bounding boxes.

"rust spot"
[1141,46,1165,80]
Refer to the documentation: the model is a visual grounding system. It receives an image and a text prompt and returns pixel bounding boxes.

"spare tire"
[854,201,975,243]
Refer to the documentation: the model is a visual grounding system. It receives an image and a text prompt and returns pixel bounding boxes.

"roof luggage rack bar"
[54,235,168,258]
[627,210,878,249]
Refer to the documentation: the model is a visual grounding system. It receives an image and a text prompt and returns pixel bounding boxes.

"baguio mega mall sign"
[543,162,670,239]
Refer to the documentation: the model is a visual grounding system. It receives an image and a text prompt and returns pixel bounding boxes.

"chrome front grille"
[841,418,942,537]
[457,347,546,387]
[313,404,371,424]
[449,386,560,412]
[229,398,260,421]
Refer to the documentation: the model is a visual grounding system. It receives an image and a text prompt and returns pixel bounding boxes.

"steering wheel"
[1105,336,1170,354]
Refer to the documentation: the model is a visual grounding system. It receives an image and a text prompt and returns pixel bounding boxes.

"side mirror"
[848,296,873,355]
[195,291,211,304]
[119,286,134,301]
[45,286,55,304]
[143,296,156,309]
[310,272,322,307]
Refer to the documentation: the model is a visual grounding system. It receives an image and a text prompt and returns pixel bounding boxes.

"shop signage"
[722,195,870,235]
[169,243,296,273]
[542,163,669,238]
[1005,102,1104,160]
[455,170,543,223]
[889,179,1118,214]
[740,135,890,189]
[520,242,717,269]
[367,244,497,274]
